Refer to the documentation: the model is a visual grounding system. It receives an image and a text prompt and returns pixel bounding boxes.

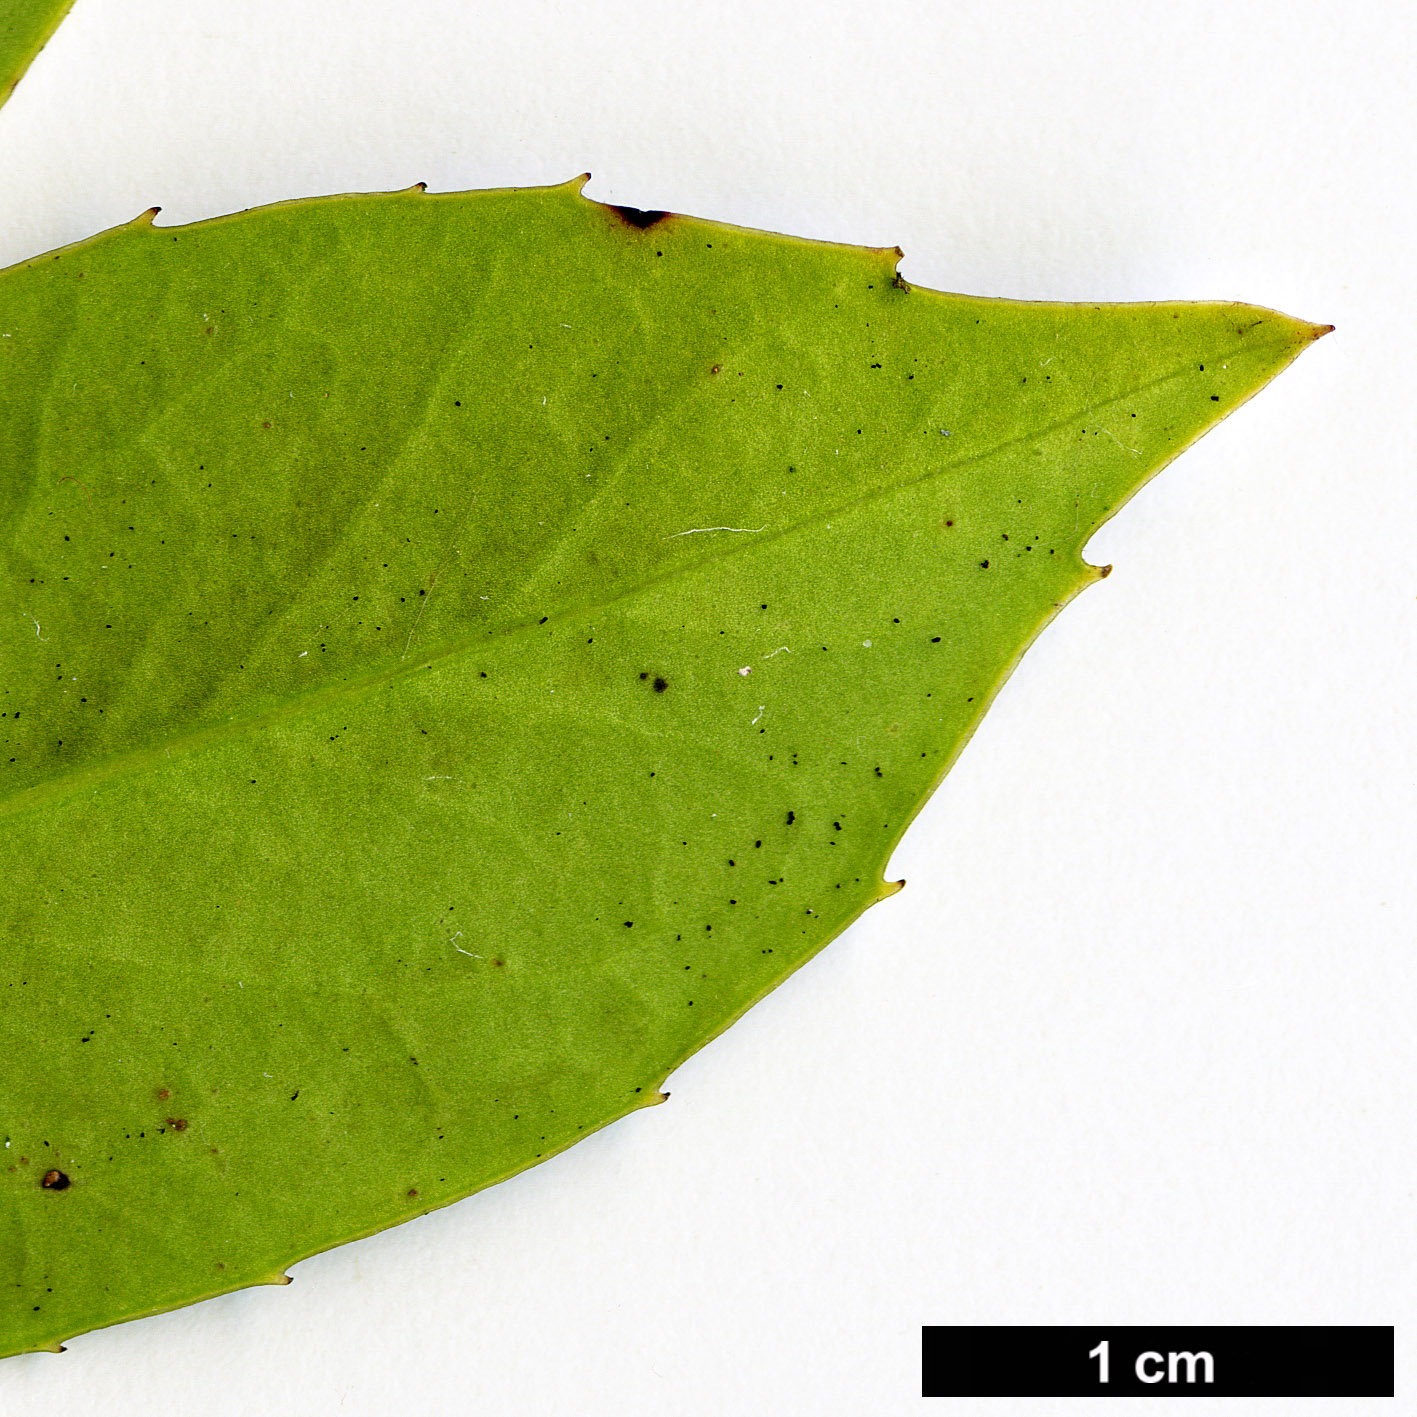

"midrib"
[0,336,1284,821]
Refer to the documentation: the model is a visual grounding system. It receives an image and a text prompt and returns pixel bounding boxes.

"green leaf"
[0,0,75,110]
[0,178,1325,1355]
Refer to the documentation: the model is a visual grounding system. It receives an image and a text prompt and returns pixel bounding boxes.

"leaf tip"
[129,207,161,228]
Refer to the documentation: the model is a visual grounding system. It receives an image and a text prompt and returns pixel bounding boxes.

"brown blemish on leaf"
[156,1088,170,1101]
[167,1118,188,1131]
[607,204,672,230]
[40,1170,70,1190]
[407,1188,419,1199]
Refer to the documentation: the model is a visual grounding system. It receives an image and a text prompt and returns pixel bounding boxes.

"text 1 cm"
[1088,1339,1215,1386]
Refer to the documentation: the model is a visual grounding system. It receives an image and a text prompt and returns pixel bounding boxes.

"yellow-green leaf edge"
[0,0,76,110]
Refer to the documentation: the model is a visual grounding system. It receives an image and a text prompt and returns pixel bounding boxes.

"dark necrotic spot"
[610,204,670,229]
[41,1170,70,1190]
[653,676,668,693]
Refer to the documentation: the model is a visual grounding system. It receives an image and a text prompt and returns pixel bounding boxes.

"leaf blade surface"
[0,180,1325,1354]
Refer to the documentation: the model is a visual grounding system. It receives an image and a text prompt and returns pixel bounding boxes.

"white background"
[0,2,1411,1413]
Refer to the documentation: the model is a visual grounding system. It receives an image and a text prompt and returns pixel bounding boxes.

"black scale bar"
[922,1326,1394,1397]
